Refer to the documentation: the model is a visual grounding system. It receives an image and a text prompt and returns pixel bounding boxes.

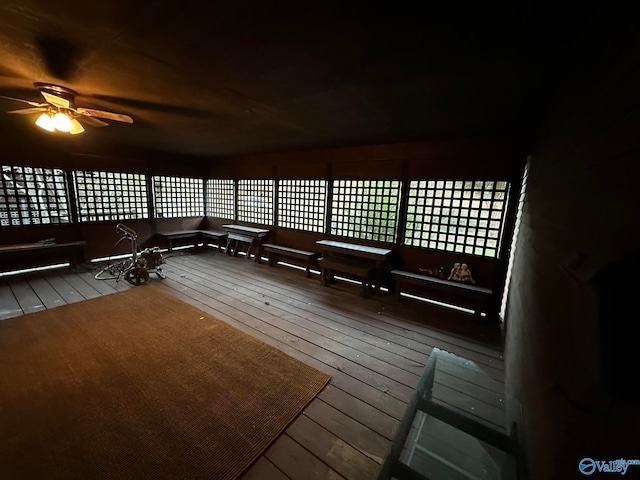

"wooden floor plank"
[285,414,380,480]
[0,278,22,320]
[173,254,505,376]
[8,275,44,315]
[60,270,103,300]
[41,271,87,304]
[241,457,290,480]
[76,269,124,296]
[303,398,391,465]
[265,434,346,480]
[189,250,505,358]
[317,384,398,441]
[24,272,65,310]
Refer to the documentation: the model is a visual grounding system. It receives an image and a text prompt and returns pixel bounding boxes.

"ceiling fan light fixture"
[35,112,55,132]
[52,112,72,132]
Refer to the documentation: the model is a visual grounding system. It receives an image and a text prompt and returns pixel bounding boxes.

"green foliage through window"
[330,180,401,243]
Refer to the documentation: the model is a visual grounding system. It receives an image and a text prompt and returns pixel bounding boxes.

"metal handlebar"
[116,223,138,239]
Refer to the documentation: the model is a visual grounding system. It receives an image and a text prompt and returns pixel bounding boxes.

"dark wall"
[504,27,640,479]
[205,137,527,290]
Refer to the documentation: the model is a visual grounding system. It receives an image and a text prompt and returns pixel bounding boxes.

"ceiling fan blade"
[69,118,85,135]
[74,113,108,127]
[76,107,133,124]
[0,95,46,107]
[41,91,71,109]
[7,107,48,114]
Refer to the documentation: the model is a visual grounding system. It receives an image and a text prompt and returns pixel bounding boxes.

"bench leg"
[245,240,254,260]
[254,242,263,264]
[305,260,311,278]
[321,267,329,286]
[69,248,84,268]
[360,278,369,298]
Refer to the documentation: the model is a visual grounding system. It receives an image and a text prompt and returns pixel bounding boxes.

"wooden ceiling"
[0,1,604,157]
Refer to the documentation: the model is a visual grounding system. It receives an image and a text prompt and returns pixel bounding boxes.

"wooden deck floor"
[0,249,506,480]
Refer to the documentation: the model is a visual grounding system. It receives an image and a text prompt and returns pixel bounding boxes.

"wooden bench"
[319,256,377,297]
[157,230,228,253]
[0,241,87,273]
[225,233,255,259]
[262,244,320,277]
[390,269,496,317]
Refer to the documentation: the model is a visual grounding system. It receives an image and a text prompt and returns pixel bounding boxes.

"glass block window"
[237,179,273,225]
[404,180,510,258]
[206,179,235,219]
[73,170,148,222]
[278,179,327,233]
[153,176,204,218]
[330,180,401,243]
[1,165,70,226]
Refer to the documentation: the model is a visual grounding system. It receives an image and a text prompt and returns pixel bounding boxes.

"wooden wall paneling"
[234,161,273,180]
[205,161,234,179]
[273,165,279,232]
[395,159,411,247]
[78,219,153,259]
[154,217,203,234]
[0,224,79,246]
[503,28,640,480]
[69,154,148,174]
[332,159,402,180]
[277,161,326,179]
[324,162,332,236]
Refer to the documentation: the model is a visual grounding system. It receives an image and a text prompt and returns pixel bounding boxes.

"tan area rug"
[0,285,330,480]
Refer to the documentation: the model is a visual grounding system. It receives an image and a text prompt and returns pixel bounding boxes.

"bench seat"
[157,230,227,252]
[391,269,496,317]
[0,241,86,273]
[262,244,320,277]
[319,256,377,297]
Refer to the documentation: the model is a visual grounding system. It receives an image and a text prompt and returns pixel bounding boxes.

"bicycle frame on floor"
[95,223,165,285]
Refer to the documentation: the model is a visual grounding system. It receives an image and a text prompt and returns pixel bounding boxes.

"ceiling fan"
[0,83,133,135]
